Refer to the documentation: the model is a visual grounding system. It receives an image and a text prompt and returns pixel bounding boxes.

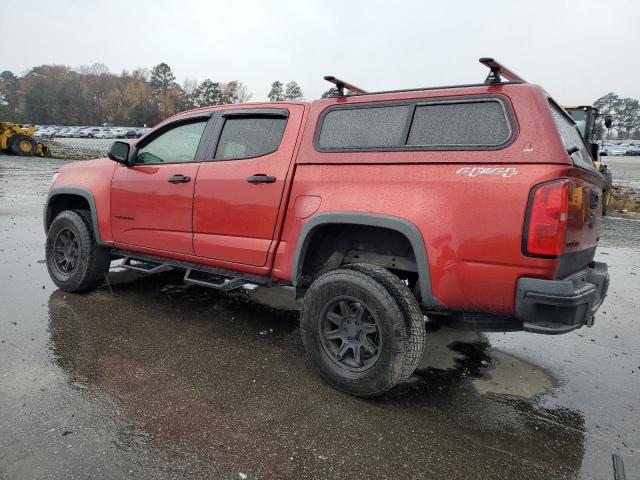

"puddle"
[472,350,553,398]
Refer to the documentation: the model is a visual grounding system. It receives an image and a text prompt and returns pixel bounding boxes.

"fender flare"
[291,212,441,308]
[44,187,109,246]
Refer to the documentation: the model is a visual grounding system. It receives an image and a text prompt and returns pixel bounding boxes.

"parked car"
[94,129,116,139]
[609,147,627,156]
[625,146,640,156]
[112,127,128,138]
[43,59,608,397]
[36,127,56,138]
[75,128,91,138]
[124,129,139,139]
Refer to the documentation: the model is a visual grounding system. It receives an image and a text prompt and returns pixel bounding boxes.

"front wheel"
[45,210,111,292]
[301,265,425,397]
[10,134,37,156]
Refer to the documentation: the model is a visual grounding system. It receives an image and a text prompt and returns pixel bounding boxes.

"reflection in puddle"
[472,350,553,398]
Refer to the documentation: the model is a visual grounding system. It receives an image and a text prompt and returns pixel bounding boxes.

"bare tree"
[76,63,110,76]
[220,80,252,104]
[182,78,199,109]
[132,68,150,82]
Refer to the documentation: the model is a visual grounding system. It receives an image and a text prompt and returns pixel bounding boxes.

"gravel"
[43,140,108,161]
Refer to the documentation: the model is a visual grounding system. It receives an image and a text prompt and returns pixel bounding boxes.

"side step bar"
[121,256,173,274]
[183,269,247,291]
[112,249,271,291]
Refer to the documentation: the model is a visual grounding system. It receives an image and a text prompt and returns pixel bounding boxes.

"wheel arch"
[44,188,107,245]
[291,212,440,308]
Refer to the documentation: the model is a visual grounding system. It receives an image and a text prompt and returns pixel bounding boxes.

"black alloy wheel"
[319,296,382,371]
[52,228,80,274]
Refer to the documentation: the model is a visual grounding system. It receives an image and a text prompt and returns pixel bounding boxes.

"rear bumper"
[515,261,609,334]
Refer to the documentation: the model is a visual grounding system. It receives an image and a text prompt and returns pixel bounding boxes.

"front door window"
[137,121,207,164]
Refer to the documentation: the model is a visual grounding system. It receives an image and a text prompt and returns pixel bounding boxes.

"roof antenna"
[323,76,368,96]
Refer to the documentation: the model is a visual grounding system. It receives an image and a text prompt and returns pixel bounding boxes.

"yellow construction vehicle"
[564,106,613,214]
[0,122,50,157]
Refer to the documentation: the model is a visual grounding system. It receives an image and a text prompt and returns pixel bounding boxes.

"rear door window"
[549,103,595,170]
[214,116,286,160]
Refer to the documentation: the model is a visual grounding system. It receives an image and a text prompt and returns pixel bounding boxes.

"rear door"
[192,105,304,266]
[111,115,212,254]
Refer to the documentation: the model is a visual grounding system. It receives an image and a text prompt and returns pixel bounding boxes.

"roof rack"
[323,76,368,96]
[479,57,526,84]
[322,57,525,98]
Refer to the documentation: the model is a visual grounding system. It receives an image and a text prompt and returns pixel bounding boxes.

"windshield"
[550,102,596,171]
[566,109,588,137]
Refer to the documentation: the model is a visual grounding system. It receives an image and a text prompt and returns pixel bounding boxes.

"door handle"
[246,174,276,184]
[168,174,191,183]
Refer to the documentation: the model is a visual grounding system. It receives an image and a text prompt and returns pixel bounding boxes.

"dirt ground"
[1,154,639,479]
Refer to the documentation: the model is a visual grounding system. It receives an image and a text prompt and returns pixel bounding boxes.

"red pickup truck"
[44,59,609,397]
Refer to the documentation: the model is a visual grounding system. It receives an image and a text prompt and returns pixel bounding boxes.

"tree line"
[593,93,640,139]
[4,64,636,135]
[0,63,307,127]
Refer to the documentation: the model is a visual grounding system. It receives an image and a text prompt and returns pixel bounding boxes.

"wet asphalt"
[1,155,639,479]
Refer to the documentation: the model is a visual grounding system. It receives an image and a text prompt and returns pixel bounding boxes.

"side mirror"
[604,115,613,129]
[107,141,130,164]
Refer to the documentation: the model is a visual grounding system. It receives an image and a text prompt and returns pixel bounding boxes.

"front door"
[111,117,210,254]
[193,106,304,266]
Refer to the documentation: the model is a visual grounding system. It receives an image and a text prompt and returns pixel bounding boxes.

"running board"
[112,249,271,291]
[121,256,173,274]
[183,269,247,291]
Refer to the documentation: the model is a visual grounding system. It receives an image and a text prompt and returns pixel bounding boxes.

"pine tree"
[0,71,21,116]
[195,79,222,106]
[268,81,284,101]
[320,87,337,98]
[149,63,176,98]
[284,81,303,100]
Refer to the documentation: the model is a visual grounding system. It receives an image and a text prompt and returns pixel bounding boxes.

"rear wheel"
[301,265,425,397]
[10,135,37,156]
[46,210,111,292]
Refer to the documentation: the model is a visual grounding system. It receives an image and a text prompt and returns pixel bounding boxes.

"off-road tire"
[301,266,426,397]
[10,134,37,156]
[342,263,426,380]
[46,210,111,292]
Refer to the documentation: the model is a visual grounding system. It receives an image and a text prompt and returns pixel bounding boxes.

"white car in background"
[76,128,93,138]
[93,129,116,139]
[36,127,56,138]
[56,128,73,138]
[112,127,128,138]
[609,146,627,156]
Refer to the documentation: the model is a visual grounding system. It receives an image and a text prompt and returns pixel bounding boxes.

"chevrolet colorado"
[44,59,609,396]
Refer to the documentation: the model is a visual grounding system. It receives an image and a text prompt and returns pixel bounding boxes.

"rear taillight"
[524,179,569,257]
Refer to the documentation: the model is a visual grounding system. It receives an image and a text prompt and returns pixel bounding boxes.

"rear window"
[215,116,286,160]
[317,105,410,149]
[549,103,595,170]
[316,98,513,151]
[407,101,511,147]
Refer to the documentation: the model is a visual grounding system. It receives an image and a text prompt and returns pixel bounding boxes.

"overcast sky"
[4,0,639,103]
